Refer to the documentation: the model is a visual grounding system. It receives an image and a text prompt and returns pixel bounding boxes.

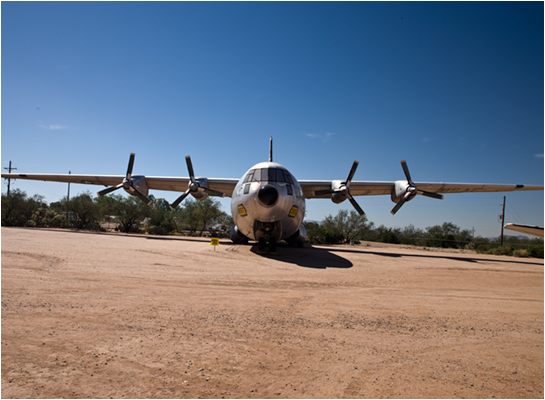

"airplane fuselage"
[230,161,306,247]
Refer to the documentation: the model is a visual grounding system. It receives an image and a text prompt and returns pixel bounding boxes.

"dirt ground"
[1,227,543,399]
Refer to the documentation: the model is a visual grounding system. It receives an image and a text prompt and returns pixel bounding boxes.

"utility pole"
[500,196,506,245]
[66,171,71,220]
[3,161,17,197]
[67,171,71,202]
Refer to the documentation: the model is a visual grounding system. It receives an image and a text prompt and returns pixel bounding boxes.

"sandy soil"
[1,227,543,399]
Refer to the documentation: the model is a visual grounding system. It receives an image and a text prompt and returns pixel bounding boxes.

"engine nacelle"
[330,180,348,204]
[190,178,211,201]
[391,180,410,203]
[191,191,209,201]
[124,175,149,198]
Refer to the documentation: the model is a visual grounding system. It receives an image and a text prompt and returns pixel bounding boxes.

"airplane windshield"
[244,168,293,184]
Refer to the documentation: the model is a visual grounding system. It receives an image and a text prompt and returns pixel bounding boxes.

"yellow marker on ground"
[211,237,219,250]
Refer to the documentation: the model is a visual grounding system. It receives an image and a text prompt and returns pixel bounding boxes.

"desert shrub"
[513,249,528,257]
[488,245,513,256]
[527,244,544,258]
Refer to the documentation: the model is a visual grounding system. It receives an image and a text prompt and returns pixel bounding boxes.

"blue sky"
[2,1,543,238]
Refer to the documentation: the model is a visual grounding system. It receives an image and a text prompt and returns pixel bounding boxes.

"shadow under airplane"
[250,242,353,269]
[249,240,543,268]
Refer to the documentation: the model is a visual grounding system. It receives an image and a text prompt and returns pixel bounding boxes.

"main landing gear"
[257,237,277,255]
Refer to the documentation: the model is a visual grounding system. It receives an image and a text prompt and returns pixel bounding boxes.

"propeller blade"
[392,160,443,215]
[97,183,123,197]
[204,188,224,197]
[400,160,413,185]
[419,190,444,200]
[185,156,196,183]
[169,189,191,210]
[132,188,152,205]
[97,153,152,205]
[126,153,135,180]
[346,161,359,183]
[348,194,366,216]
[390,192,412,215]
[184,155,223,197]
[314,188,336,196]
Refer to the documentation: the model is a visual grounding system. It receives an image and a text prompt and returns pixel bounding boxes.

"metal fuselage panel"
[230,162,305,242]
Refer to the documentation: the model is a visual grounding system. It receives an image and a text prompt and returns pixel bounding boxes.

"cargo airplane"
[3,138,543,252]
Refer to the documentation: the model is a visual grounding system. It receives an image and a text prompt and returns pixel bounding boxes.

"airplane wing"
[503,223,544,238]
[3,173,542,199]
[0,173,239,197]
[300,181,544,198]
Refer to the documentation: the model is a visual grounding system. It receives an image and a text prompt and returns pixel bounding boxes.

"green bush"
[513,249,528,257]
[488,245,513,256]
[528,244,544,258]
[381,230,400,244]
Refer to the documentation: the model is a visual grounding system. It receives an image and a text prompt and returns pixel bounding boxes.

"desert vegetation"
[2,190,542,258]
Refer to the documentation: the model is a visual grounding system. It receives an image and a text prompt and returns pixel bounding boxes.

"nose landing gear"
[257,237,277,255]
[254,220,281,255]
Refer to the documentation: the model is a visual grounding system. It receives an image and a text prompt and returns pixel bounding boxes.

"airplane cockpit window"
[243,171,254,183]
[283,171,294,184]
[245,168,294,184]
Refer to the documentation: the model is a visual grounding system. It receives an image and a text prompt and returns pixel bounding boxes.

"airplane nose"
[258,185,279,206]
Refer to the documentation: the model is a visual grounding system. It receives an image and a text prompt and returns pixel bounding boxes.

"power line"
[505,199,526,225]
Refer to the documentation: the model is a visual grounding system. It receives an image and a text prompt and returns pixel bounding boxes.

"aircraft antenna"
[269,136,273,162]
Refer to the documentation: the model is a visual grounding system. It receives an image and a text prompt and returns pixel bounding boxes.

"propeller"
[169,156,224,210]
[314,161,366,216]
[97,153,152,205]
[390,160,443,215]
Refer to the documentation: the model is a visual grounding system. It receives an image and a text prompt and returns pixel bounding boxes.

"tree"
[305,221,327,244]
[147,197,177,235]
[372,225,401,244]
[424,222,473,249]
[112,195,151,233]
[65,192,102,230]
[1,189,48,227]
[399,224,426,246]
[321,210,374,244]
[177,198,226,236]
[94,193,122,219]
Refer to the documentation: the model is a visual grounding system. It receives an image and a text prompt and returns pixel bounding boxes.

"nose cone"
[258,185,279,206]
